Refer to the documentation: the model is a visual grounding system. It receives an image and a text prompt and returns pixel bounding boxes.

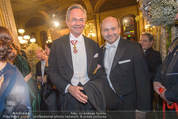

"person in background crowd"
[35,48,48,110]
[100,16,151,118]
[21,49,27,59]
[13,46,40,113]
[0,26,32,118]
[44,43,52,56]
[154,37,178,107]
[36,48,48,85]
[42,43,61,111]
[139,32,162,110]
[48,4,106,111]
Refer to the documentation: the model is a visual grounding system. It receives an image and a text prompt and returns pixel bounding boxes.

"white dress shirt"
[41,60,46,85]
[104,36,120,91]
[65,33,89,93]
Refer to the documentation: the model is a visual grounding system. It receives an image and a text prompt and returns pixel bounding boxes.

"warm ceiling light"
[54,21,60,27]
[23,35,30,40]
[18,29,25,34]
[18,36,23,41]
[19,39,27,44]
[30,38,36,43]
[145,24,150,29]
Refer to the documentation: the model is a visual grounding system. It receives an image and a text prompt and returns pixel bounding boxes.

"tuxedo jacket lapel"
[84,36,94,72]
[101,43,106,67]
[61,35,94,72]
[61,34,73,70]
[111,38,127,71]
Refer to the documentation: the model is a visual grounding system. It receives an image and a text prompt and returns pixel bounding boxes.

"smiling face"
[101,17,121,44]
[66,8,85,38]
[139,35,153,50]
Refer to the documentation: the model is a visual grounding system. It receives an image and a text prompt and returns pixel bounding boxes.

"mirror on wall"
[121,15,137,41]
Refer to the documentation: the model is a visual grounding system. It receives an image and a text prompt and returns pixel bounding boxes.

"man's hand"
[159,89,172,104]
[43,75,47,83]
[97,64,101,69]
[154,82,172,104]
[45,56,49,66]
[37,76,42,82]
[153,81,165,95]
[67,85,88,104]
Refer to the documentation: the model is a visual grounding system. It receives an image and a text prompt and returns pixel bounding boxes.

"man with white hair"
[48,4,106,111]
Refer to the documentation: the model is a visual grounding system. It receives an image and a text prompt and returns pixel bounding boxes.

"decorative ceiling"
[10,0,138,28]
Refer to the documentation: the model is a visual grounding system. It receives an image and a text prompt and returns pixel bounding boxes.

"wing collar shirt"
[104,36,120,91]
[65,33,89,93]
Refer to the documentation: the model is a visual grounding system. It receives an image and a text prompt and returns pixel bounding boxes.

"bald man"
[35,48,48,84]
[100,16,151,111]
[35,48,48,110]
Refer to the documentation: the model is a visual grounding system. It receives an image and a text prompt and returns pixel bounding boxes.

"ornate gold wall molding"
[82,0,93,14]
[94,0,106,13]
[54,3,75,15]
[0,0,19,46]
[0,0,11,30]
[161,26,167,60]
[0,6,5,26]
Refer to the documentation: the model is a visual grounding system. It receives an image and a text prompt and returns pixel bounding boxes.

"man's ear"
[65,19,69,27]
[151,40,154,46]
[118,27,121,34]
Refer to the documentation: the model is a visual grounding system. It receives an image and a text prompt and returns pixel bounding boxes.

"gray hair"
[141,32,155,42]
[66,4,87,21]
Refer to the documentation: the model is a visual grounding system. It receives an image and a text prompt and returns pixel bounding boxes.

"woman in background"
[44,43,52,56]
[0,26,32,118]
[13,45,40,113]
[41,42,61,111]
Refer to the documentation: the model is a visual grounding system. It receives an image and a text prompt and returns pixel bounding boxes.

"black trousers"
[60,83,94,111]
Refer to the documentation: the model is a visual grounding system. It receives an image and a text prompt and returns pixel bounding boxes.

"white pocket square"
[118,59,131,64]
[94,53,98,58]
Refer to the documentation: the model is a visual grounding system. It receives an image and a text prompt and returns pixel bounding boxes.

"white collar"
[105,36,120,49]
[70,33,83,43]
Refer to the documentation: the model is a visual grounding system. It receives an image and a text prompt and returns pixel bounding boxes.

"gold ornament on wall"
[84,22,96,41]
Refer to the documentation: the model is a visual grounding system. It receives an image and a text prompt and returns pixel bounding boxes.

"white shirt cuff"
[65,84,71,93]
